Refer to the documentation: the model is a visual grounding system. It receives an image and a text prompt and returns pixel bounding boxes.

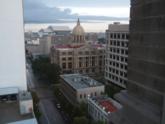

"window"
[117,56,119,61]
[62,58,66,61]
[125,58,128,63]
[80,94,82,99]
[117,34,120,39]
[126,34,129,39]
[91,51,96,54]
[122,34,125,39]
[86,62,88,67]
[114,41,116,46]
[85,51,89,55]
[117,41,120,46]
[121,49,125,54]
[114,33,116,39]
[110,34,113,38]
[68,52,73,55]
[68,57,72,61]
[79,52,83,55]
[62,63,66,69]
[122,42,125,47]
[79,62,82,67]
[124,73,127,77]
[68,62,72,69]
[121,57,124,62]
[62,52,66,55]
[79,57,82,61]
[121,64,124,69]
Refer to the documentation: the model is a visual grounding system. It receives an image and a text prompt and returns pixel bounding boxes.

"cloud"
[23,0,129,23]
[24,0,77,22]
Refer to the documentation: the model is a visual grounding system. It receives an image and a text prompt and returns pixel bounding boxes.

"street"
[26,63,65,124]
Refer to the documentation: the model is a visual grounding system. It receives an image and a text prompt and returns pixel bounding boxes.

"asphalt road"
[26,63,65,124]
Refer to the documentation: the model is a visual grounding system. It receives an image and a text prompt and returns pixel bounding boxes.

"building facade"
[60,74,105,105]
[111,0,165,124]
[0,0,27,93]
[105,23,129,88]
[51,19,105,75]
[88,96,122,124]
[0,0,37,123]
[26,36,52,57]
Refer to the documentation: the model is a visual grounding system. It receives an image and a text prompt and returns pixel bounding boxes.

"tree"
[31,57,61,84]
[73,116,89,124]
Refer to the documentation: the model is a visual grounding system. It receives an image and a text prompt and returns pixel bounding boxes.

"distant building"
[38,26,71,37]
[51,19,105,75]
[60,74,105,105]
[26,36,52,57]
[105,23,129,88]
[26,26,72,57]
[88,96,122,124]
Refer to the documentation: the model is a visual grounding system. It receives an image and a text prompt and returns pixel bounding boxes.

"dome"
[72,19,85,35]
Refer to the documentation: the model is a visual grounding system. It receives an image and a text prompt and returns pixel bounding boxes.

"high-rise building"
[111,0,165,124]
[105,23,129,88]
[0,0,27,93]
[0,1,37,123]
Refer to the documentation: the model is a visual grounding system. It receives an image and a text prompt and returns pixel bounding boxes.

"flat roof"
[61,74,104,90]
[90,96,122,113]
[0,101,34,124]
[108,23,129,32]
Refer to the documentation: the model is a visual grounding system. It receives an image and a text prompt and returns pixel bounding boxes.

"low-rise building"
[60,74,105,105]
[88,96,122,124]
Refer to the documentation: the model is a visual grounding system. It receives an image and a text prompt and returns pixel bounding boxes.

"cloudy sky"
[24,0,130,22]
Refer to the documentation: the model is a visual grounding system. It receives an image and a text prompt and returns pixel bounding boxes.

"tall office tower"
[105,23,129,88]
[111,0,165,124]
[0,0,27,94]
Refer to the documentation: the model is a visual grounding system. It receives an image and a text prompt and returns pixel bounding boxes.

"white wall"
[0,0,27,93]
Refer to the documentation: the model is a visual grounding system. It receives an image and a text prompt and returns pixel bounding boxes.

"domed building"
[72,19,85,45]
[50,19,105,75]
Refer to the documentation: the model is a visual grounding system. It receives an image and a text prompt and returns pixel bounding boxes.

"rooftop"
[108,22,129,32]
[90,96,122,114]
[48,26,71,31]
[0,101,35,124]
[52,43,105,50]
[60,74,104,90]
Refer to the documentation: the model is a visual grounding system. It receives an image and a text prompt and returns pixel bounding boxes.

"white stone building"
[60,74,105,105]
[88,96,122,124]
[105,23,129,88]
[0,0,37,123]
